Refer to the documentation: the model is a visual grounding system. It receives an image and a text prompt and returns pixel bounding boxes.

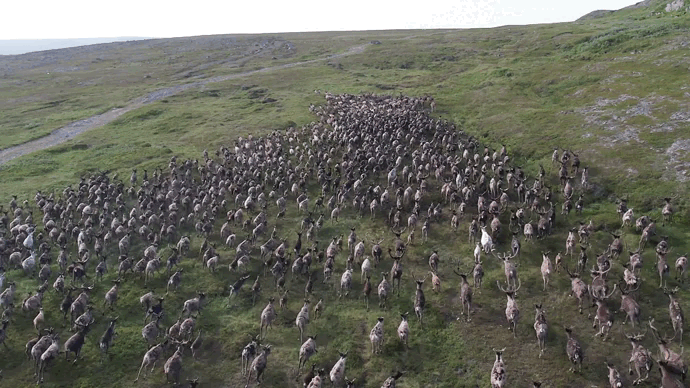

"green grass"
[1,1,690,387]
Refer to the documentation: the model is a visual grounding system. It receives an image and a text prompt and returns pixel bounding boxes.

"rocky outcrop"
[665,0,685,11]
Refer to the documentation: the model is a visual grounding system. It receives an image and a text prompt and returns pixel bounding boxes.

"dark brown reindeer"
[658,359,686,388]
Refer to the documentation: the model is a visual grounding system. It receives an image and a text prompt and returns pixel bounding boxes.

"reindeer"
[510,232,520,258]
[540,252,552,291]
[371,238,384,267]
[649,318,687,381]
[589,266,612,300]
[605,363,623,388]
[658,359,686,388]
[480,226,494,253]
[608,232,623,259]
[591,284,617,340]
[241,336,258,376]
[369,317,385,354]
[180,292,206,318]
[453,270,473,322]
[339,268,353,298]
[493,251,518,290]
[245,345,271,387]
[639,221,656,251]
[565,266,589,314]
[259,298,276,340]
[577,245,589,274]
[619,282,641,328]
[377,272,390,309]
[428,270,441,293]
[298,335,318,372]
[163,345,184,385]
[380,371,404,388]
[662,197,674,226]
[554,252,563,273]
[623,328,652,385]
[99,317,118,356]
[37,333,60,383]
[657,253,670,289]
[533,304,548,358]
[397,312,409,347]
[347,228,356,254]
[362,274,372,311]
[635,215,650,232]
[296,299,310,344]
[413,274,427,324]
[497,278,521,337]
[302,363,317,388]
[622,208,635,227]
[473,257,484,290]
[623,262,640,291]
[469,218,479,243]
[490,348,507,388]
[664,287,684,343]
[676,255,688,283]
[565,327,584,373]
[389,248,405,296]
[329,352,347,387]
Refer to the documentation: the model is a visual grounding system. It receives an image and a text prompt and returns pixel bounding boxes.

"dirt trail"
[0,43,371,166]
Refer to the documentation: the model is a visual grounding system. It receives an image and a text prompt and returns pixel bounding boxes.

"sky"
[1,0,644,40]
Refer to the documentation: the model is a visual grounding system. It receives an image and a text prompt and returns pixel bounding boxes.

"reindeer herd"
[0,92,686,387]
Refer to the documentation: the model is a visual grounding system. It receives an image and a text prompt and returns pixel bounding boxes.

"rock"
[665,0,685,11]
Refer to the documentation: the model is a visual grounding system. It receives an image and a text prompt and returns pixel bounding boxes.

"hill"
[0,0,689,387]
[0,37,152,56]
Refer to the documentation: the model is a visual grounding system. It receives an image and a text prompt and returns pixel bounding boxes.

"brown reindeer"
[590,284,617,341]
[623,328,652,385]
[497,278,521,337]
[565,266,589,314]
[618,282,641,328]
[453,270,473,322]
[664,287,684,343]
[565,327,584,373]
[540,252,552,291]
[649,318,687,381]
[533,304,548,357]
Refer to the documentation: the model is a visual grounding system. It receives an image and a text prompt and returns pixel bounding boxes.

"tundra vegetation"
[0,1,689,387]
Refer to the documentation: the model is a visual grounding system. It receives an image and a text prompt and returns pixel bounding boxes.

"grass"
[1,1,690,387]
